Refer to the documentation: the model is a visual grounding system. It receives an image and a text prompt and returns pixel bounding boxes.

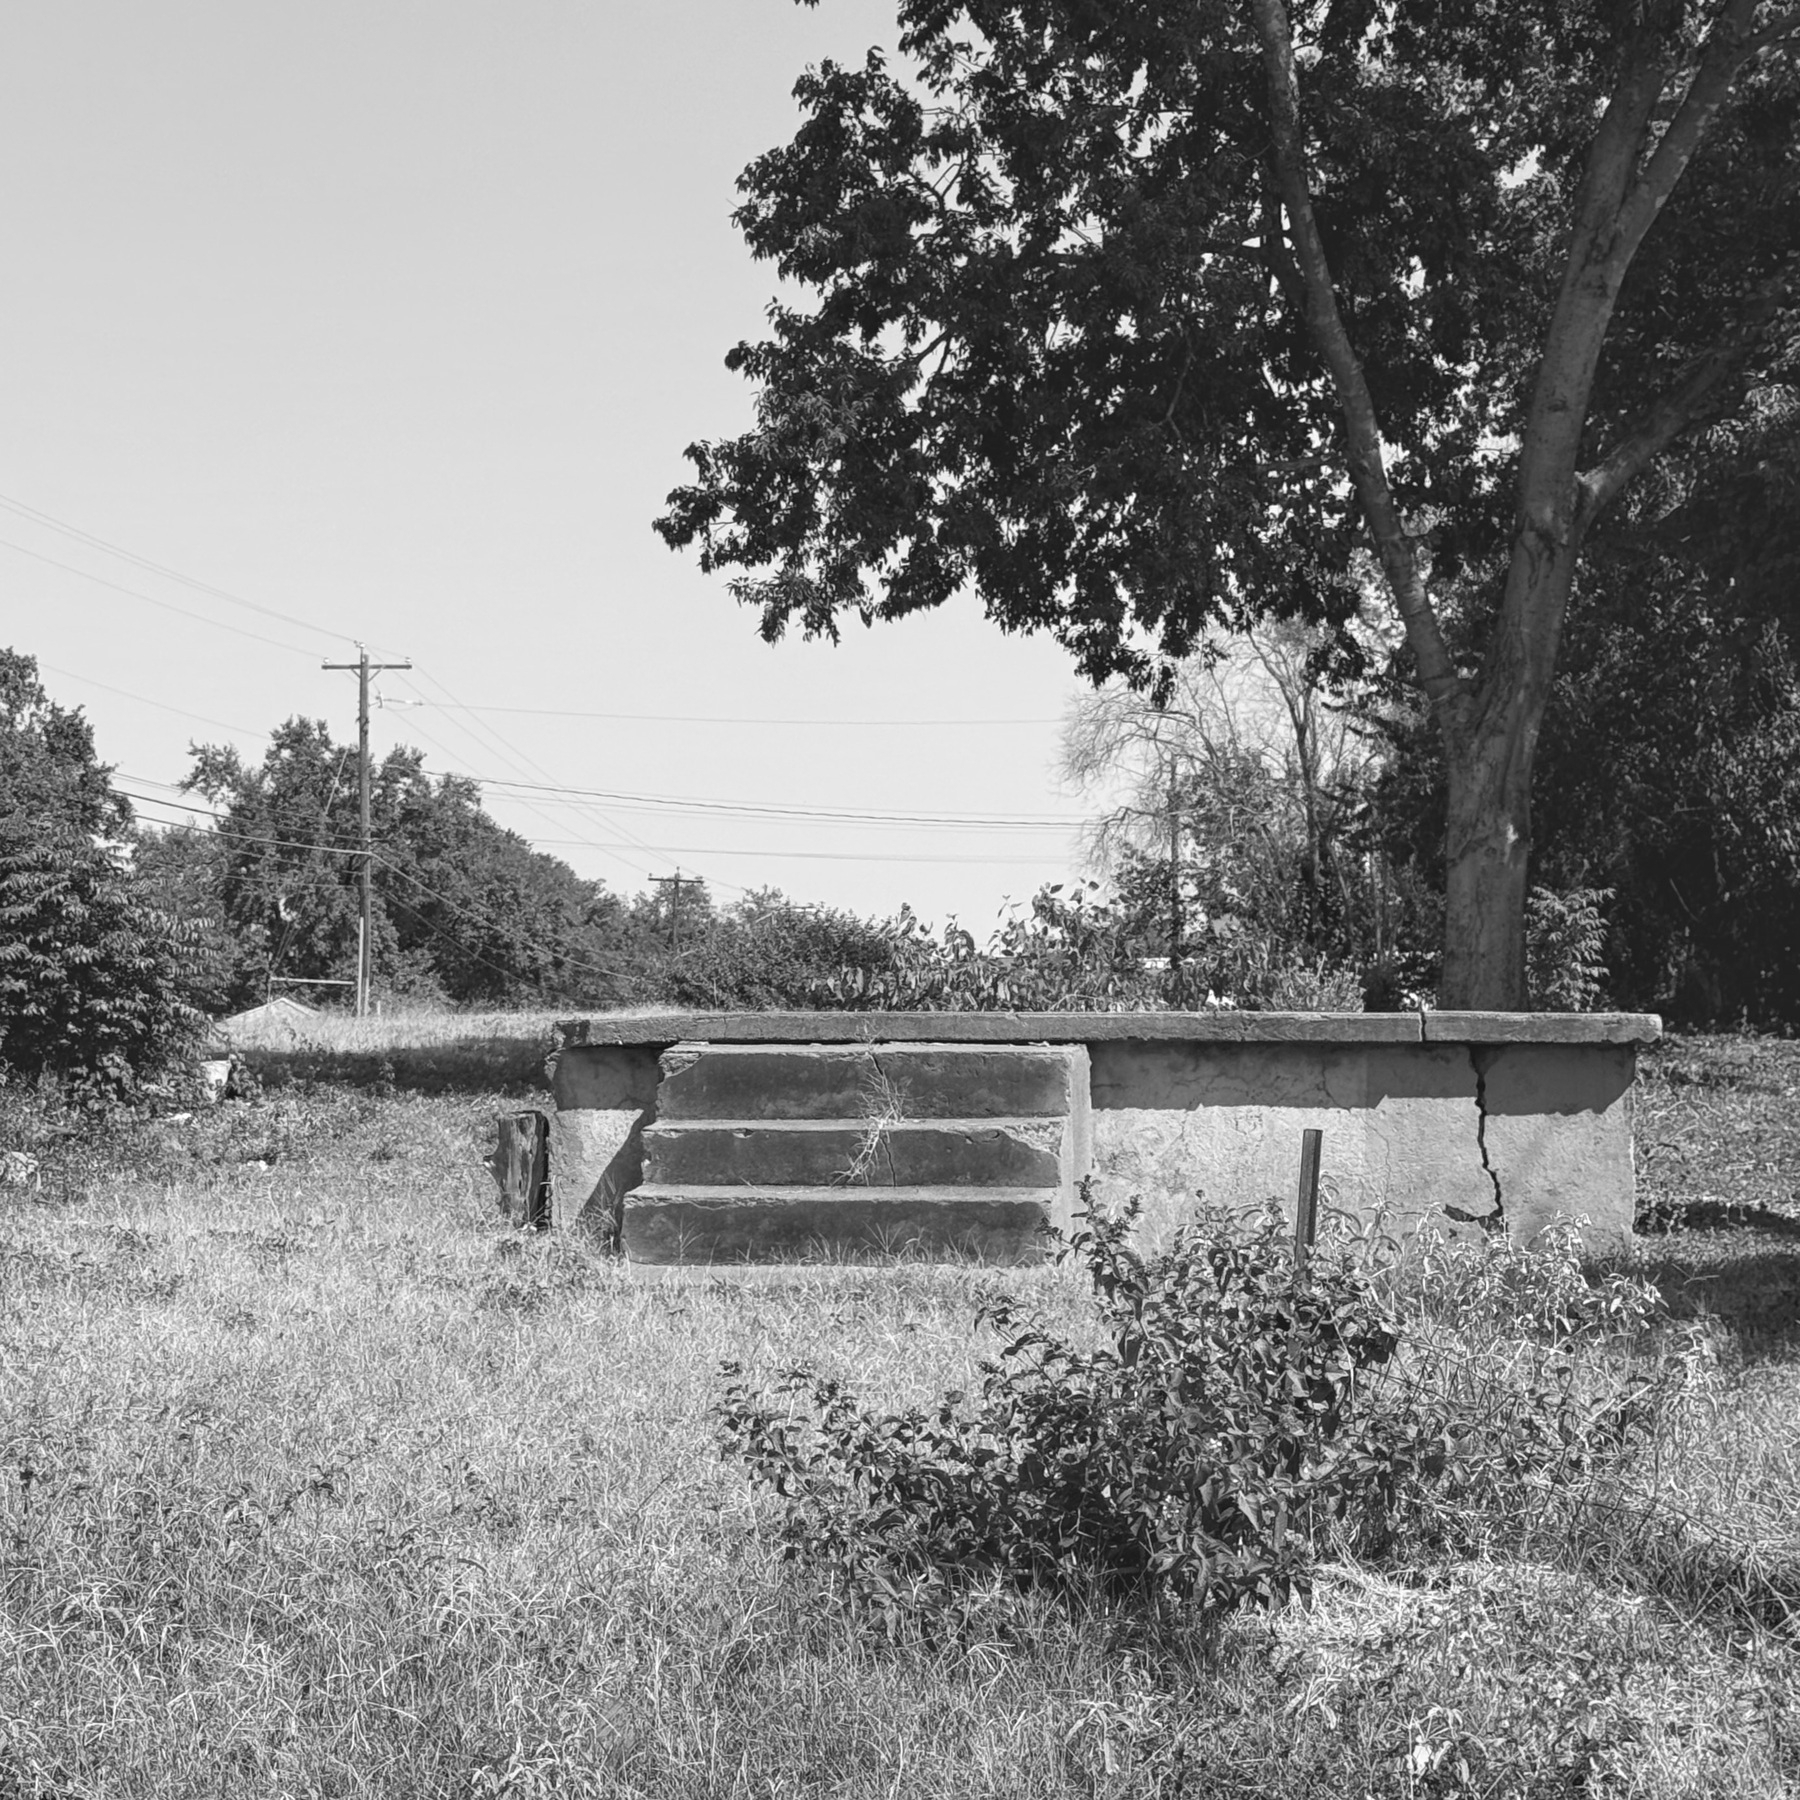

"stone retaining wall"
[547,1010,1660,1253]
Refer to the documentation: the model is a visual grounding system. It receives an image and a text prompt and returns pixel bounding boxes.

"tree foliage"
[1377,378,1800,1021]
[184,721,627,1008]
[0,652,212,1095]
[661,0,1799,1007]
[661,886,900,1008]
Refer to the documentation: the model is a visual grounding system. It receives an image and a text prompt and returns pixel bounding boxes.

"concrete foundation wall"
[545,1012,1657,1250]
[1083,1039,1638,1244]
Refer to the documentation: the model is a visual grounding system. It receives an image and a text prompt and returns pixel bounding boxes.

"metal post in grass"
[1294,1128,1323,1271]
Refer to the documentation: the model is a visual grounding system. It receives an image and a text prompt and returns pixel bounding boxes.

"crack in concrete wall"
[1468,1046,1504,1230]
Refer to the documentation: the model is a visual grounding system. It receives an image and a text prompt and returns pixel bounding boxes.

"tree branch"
[1247,0,1465,716]
[1512,26,1671,536]
[1620,0,1766,249]
[1578,254,1800,522]
[1742,7,1800,54]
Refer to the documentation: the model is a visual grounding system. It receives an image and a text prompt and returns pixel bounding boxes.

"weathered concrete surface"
[561,1010,1425,1046]
[643,1118,1065,1189]
[1475,1044,1637,1242]
[545,1107,649,1237]
[549,1015,1657,1254]
[550,1041,662,1111]
[621,1184,1053,1265]
[1423,1012,1661,1046]
[1088,1043,1500,1243]
[655,1042,1081,1121]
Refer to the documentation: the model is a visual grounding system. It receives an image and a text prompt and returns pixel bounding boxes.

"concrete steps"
[623,1184,1056,1265]
[624,1041,1091,1267]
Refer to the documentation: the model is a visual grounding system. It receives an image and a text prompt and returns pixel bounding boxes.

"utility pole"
[650,869,689,954]
[323,645,412,1016]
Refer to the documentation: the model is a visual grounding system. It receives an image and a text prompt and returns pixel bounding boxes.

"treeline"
[5,466,1800,1107]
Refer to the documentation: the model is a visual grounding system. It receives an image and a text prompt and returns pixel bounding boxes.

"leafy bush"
[716,1200,1453,1628]
[1375,1219,1675,1575]
[798,885,1368,1015]
[717,1202,1673,1635]
[814,885,1161,1012]
[0,827,215,1101]
[664,899,902,1009]
[1525,884,1612,1012]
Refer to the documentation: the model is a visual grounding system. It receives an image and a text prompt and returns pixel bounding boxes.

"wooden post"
[1294,1127,1322,1270]
[491,1111,551,1230]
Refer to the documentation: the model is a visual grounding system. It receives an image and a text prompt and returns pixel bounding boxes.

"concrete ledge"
[561,1010,1423,1045]
[561,1009,1659,1047]
[1423,1012,1661,1046]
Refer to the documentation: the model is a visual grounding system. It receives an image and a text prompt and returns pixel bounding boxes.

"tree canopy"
[184,721,627,1008]
[660,0,1799,1006]
[0,651,212,1094]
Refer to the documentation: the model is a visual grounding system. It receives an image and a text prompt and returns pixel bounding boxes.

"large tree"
[187,721,627,1007]
[658,0,1799,1007]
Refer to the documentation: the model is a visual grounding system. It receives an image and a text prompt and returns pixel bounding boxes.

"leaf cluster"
[661,1,1797,691]
[718,1199,1671,1637]
[0,651,215,1099]
[717,1199,1452,1628]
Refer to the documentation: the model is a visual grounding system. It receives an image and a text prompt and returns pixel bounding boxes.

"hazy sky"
[0,0,1111,925]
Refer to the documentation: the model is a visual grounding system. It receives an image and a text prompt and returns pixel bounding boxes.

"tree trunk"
[1438,548,1576,1010]
[1440,719,1534,1010]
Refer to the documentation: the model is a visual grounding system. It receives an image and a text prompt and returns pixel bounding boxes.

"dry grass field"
[1,1021,1796,1796]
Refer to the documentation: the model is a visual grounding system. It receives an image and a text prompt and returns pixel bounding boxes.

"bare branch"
[1247,0,1464,717]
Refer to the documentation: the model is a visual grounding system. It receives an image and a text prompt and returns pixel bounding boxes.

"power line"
[384,698,1062,727]
[0,490,360,648]
[393,666,709,887]
[41,665,270,739]
[122,787,1068,868]
[526,840,1066,866]
[460,778,1083,829]
[0,536,321,657]
[119,786,626,984]
[385,695,664,885]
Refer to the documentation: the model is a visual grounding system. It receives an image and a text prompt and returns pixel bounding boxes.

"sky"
[0,0,1117,927]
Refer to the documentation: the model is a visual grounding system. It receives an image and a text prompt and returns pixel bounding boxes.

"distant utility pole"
[323,645,412,1016]
[650,869,690,953]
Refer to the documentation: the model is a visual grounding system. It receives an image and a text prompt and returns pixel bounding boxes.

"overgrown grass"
[1,1046,1797,1796]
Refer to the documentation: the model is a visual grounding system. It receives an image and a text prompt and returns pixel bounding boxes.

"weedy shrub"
[717,1200,1457,1630]
[1359,1220,1690,1594]
[717,1204,1677,1636]
[1525,883,1613,1011]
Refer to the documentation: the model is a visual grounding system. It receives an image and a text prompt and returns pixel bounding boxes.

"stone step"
[642,1118,1064,1189]
[655,1041,1085,1122]
[622,1184,1054,1266]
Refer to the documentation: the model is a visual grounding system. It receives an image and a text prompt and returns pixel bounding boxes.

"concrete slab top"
[558,1009,1660,1049]
[1422,1011,1661,1045]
